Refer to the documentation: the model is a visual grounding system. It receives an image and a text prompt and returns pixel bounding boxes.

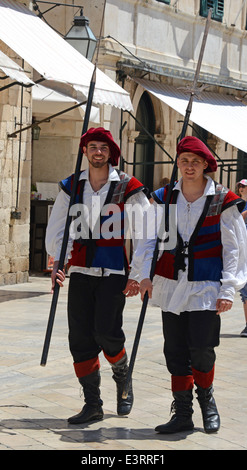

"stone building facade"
[35,0,247,190]
[1,0,247,284]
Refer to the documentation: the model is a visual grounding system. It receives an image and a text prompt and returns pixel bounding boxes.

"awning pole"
[0,77,45,93]
[122,8,212,399]
[40,0,107,367]
[8,100,87,138]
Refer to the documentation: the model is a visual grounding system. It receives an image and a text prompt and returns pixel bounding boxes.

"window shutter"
[200,0,224,22]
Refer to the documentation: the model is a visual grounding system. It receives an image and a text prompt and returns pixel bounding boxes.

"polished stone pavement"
[0,274,246,452]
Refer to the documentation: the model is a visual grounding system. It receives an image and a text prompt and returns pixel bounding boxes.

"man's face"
[177,152,208,181]
[83,140,111,168]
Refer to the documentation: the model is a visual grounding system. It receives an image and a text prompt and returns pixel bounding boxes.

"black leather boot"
[112,354,134,416]
[68,370,103,424]
[196,384,220,433]
[155,390,194,434]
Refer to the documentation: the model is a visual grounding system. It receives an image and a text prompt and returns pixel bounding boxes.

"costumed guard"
[46,127,150,424]
[135,136,247,434]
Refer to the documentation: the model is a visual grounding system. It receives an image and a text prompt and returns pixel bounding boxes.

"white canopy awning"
[0,0,132,111]
[135,78,247,154]
[32,83,100,123]
[0,50,33,85]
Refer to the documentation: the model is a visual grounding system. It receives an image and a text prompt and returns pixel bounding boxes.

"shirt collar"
[174,175,215,197]
[79,164,120,182]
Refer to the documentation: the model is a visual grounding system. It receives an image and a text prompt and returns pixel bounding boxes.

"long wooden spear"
[40,0,107,366]
[122,8,212,398]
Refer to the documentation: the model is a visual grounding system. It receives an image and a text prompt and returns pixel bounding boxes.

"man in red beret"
[46,127,150,424]
[135,135,247,434]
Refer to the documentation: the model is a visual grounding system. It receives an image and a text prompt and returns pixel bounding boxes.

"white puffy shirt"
[131,176,247,314]
[45,165,150,278]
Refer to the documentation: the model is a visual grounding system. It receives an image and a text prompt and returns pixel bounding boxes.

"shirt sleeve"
[218,204,247,301]
[129,200,159,281]
[45,189,74,262]
[125,190,151,281]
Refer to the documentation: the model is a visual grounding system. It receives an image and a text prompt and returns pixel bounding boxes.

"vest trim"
[152,182,245,282]
[60,170,145,270]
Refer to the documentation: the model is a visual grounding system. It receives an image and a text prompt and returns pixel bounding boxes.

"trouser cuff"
[103,347,126,365]
[192,365,215,389]
[73,356,100,378]
[172,375,194,392]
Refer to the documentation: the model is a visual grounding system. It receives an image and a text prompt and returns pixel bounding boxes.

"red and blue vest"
[59,170,146,271]
[152,182,245,282]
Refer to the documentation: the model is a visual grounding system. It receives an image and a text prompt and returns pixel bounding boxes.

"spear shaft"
[122,9,212,398]
[40,70,96,366]
[40,0,106,366]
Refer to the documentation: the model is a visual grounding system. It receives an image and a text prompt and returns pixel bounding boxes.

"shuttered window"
[155,0,170,4]
[200,0,224,22]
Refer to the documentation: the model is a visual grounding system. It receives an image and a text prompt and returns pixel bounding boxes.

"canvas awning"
[32,83,100,123]
[135,78,247,154]
[0,0,133,111]
[0,50,34,85]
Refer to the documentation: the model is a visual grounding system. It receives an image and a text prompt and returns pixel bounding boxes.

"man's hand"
[215,298,233,315]
[123,279,140,297]
[51,260,66,293]
[139,278,153,301]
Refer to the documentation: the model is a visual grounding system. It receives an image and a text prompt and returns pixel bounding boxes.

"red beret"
[177,136,217,173]
[80,127,121,166]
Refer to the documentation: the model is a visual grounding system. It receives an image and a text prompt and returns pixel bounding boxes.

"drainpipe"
[11,60,24,220]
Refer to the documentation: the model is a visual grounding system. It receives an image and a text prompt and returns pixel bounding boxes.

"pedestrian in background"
[236,179,247,337]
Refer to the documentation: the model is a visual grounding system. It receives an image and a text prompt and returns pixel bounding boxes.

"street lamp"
[64,8,97,62]
[32,125,41,141]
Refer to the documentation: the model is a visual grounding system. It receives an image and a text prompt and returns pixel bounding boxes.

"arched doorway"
[134,92,155,192]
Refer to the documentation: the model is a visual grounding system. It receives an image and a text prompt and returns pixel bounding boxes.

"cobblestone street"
[0,275,246,454]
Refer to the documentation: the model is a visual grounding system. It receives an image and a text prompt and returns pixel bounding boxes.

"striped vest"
[60,170,145,271]
[152,182,245,282]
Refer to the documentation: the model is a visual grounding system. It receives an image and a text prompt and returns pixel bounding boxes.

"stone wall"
[1,0,247,284]
[0,33,32,285]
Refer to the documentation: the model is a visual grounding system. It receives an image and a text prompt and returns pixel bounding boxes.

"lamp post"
[64,8,97,61]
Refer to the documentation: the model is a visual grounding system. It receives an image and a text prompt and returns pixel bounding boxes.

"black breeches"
[162,310,221,377]
[68,272,128,365]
